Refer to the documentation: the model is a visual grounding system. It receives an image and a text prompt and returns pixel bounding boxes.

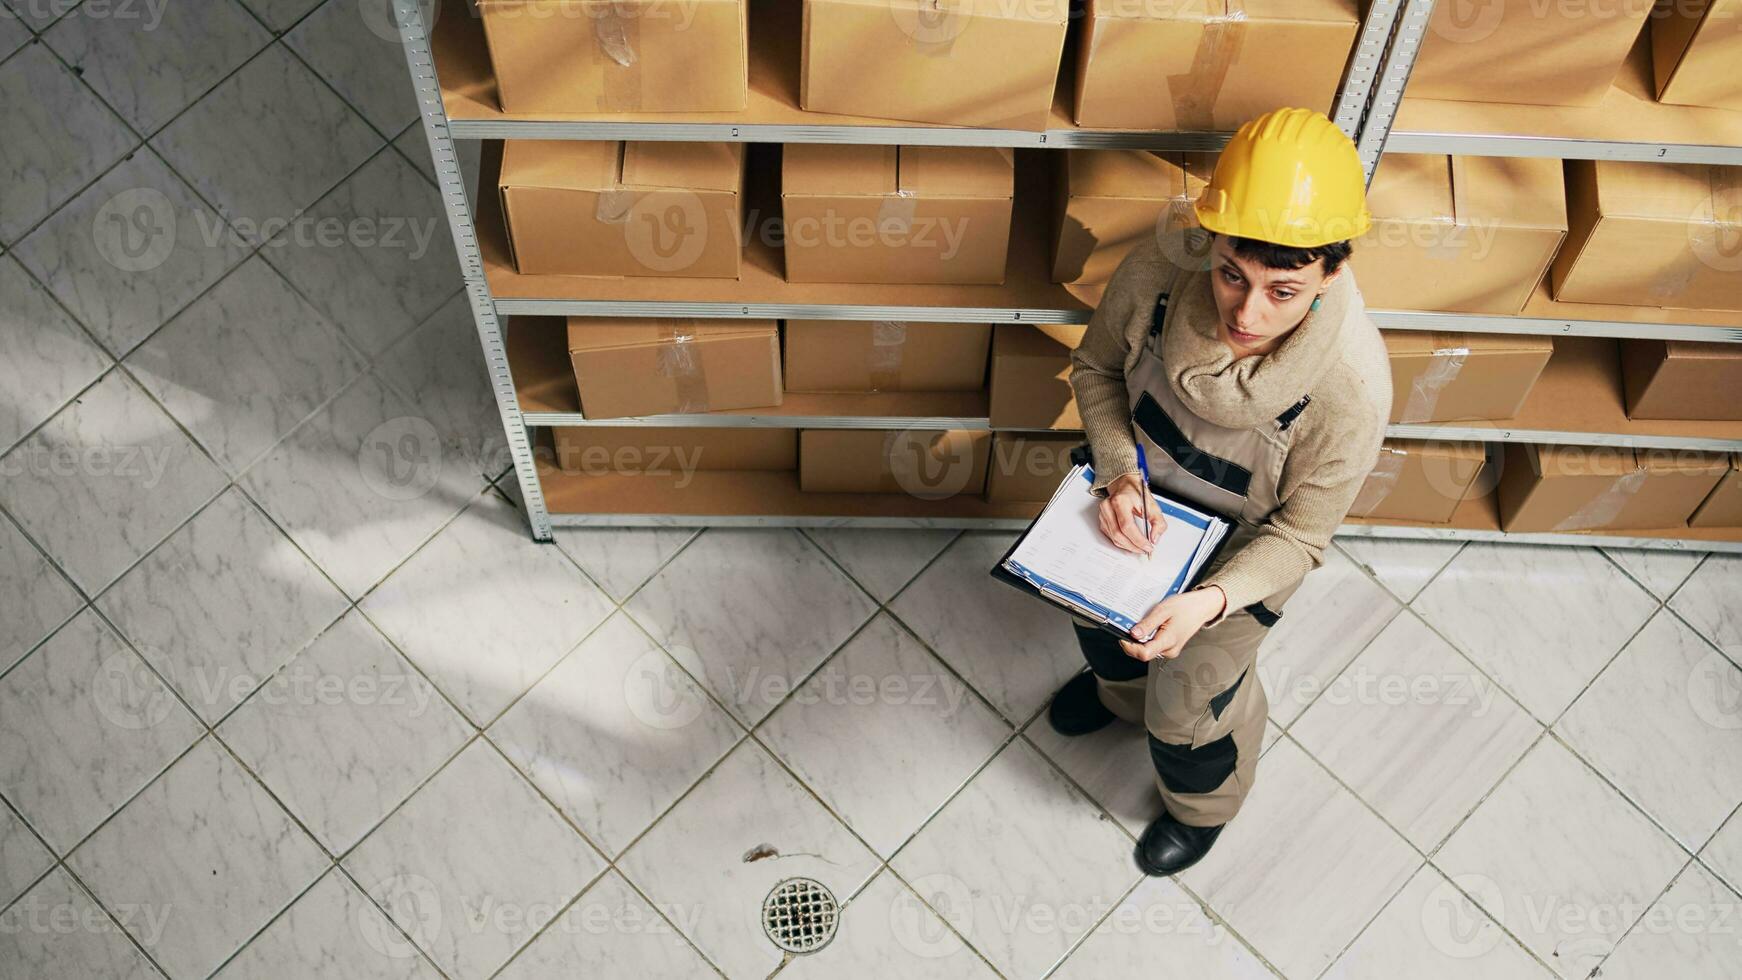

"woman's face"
[1206,235,1339,357]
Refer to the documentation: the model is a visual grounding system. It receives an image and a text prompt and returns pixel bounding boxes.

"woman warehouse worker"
[1051,108,1392,876]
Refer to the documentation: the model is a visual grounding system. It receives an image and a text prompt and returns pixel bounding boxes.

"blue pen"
[1135,444,1153,559]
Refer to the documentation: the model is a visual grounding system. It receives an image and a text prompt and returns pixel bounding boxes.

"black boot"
[1046,671,1117,736]
[1135,811,1223,876]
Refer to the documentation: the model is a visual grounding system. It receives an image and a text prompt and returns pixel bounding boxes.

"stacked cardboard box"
[781,144,1015,284]
[1354,154,1568,315]
[1384,332,1554,423]
[552,427,797,475]
[567,317,781,418]
[1551,160,1742,312]
[799,429,990,497]
[478,0,749,113]
[1651,0,1742,110]
[1408,0,1655,107]
[1052,150,1215,285]
[1497,443,1730,531]
[988,324,1086,430]
[1348,440,1487,524]
[1621,339,1742,421]
[1073,0,1360,131]
[784,320,990,392]
[985,432,1081,502]
[499,141,745,278]
[1690,454,1742,527]
[800,0,1069,129]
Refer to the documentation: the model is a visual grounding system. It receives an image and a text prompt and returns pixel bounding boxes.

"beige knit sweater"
[1068,235,1392,620]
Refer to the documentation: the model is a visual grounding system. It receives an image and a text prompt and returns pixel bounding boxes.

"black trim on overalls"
[1149,732,1238,796]
[1243,601,1281,627]
[1132,392,1254,498]
[1208,667,1247,720]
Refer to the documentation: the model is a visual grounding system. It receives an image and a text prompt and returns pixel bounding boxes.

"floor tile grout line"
[0,483,498,903]
[0,285,500,686]
[1274,728,1569,980]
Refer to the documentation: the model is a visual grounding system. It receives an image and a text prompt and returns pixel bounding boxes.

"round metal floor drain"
[762,877,839,954]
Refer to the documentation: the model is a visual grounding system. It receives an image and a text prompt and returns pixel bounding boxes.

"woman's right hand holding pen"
[1098,472,1165,557]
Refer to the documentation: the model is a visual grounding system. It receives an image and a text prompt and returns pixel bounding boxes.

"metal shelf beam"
[542,512,1742,554]
[492,299,1090,324]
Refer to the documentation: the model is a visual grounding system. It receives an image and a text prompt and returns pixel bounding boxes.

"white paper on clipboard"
[1001,464,1229,635]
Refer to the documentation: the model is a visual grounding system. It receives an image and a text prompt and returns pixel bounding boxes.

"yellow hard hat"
[1194,108,1372,248]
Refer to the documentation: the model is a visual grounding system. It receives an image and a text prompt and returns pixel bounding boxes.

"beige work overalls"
[1074,285,1310,827]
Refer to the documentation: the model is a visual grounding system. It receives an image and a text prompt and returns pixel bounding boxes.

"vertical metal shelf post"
[1355,0,1438,182]
[393,0,554,541]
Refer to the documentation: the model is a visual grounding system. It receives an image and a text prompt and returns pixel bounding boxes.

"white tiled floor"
[2,4,1741,979]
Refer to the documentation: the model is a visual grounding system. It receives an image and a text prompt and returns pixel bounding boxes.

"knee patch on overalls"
[1149,731,1238,796]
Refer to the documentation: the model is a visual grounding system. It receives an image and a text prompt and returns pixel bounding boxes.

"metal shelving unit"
[394,0,1742,553]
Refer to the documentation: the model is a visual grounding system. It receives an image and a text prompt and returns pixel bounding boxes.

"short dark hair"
[1226,235,1353,276]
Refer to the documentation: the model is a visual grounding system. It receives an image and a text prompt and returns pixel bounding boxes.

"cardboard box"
[799,0,1068,130]
[989,324,1085,429]
[1347,440,1486,523]
[799,429,990,497]
[781,144,1015,284]
[1073,0,1360,131]
[784,320,990,392]
[1052,150,1215,285]
[567,317,781,418]
[477,0,748,114]
[986,432,1081,502]
[1354,155,1568,315]
[1551,160,1742,312]
[499,140,744,278]
[552,427,797,474]
[1497,443,1730,531]
[1689,453,1742,527]
[1621,339,1742,420]
[1651,0,1742,110]
[1409,0,1656,107]
[1385,332,1554,423]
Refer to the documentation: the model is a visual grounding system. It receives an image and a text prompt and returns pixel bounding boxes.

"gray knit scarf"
[1160,265,1358,429]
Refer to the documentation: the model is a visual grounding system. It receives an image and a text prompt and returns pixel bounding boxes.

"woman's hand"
[1098,472,1165,556]
[1119,586,1226,662]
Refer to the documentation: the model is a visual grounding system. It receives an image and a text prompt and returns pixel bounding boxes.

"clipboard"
[988,444,1238,642]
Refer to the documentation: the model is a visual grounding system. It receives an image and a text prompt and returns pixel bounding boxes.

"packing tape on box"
[869,320,907,391]
[1349,445,1407,516]
[1551,466,1648,532]
[655,319,712,413]
[596,143,636,224]
[594,9,644,111]
[1168,1,1248,131]
[1398,334,1470,424]
[878,191,917,236]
